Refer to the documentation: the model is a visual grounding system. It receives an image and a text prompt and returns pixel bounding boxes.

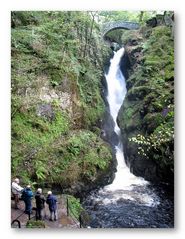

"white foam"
[105,145,149,191]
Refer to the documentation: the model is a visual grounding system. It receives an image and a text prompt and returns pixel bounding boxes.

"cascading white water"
[99,47,158,206]
[106,48,127,135]
[105,47,147,190]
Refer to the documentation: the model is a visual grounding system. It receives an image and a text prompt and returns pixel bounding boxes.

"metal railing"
[65,195,83,228]
[11,194,85,228]
[11,209,36,228]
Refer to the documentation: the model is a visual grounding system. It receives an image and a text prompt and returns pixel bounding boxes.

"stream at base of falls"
[82,48,174,228]
[83,182,174,228]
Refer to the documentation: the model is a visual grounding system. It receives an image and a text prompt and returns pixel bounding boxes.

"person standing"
[11,178,24,209]
[35,188,46,220]
[22,185,33,217]
[46,191,57,221]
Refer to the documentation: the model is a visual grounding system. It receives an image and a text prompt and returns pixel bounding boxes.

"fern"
[35,161,48,180]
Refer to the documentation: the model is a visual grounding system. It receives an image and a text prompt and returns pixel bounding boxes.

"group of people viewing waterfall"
[11,178,58,221]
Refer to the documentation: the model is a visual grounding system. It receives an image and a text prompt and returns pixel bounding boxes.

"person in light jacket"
[46,191,57,221]
[11,178,24,209]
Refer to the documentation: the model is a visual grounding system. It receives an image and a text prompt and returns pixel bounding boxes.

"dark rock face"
[146,17,158,28]
[101,111,119,147]
[146,13,174,28]
[110,42,120,51]
[130,158,157,181]
[123,142,158,181]
[119,51,130,80]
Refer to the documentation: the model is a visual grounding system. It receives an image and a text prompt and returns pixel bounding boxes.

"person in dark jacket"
[35,188,46,220]
[21,185,33,215]
[46,191,57,221]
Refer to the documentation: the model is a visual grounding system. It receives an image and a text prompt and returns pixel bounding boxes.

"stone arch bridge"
[102,21,140,37]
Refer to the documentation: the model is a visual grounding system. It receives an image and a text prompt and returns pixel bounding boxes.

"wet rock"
[129,157,158,182]
[36,103,55,121]
[110,42,120,51]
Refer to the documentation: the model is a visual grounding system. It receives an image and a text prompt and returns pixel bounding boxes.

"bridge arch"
[102,21,140,37]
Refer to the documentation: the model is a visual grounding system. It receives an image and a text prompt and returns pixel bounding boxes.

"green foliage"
[26,220,46,228]
[128,85,152,100]
[77,62,105,127]
[142,26,174,75]
[119,23,174,175]
[12,124,112,186]
[39,130,112,186]
[129,122,174,153]
[11,11,41,27]
[11,105,70,181]
[67,195,83,220]
[12,107,69,148]
[35,161,48,180]
[99,11,157,24]
[106,29,125,44]
[12,11,107,129]
[59,130,112,184]
[129,122,174,170]
[120,101,142,131]
[121,30,142,45]
[11,11,111,188]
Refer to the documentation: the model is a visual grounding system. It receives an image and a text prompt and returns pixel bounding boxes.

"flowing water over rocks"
[83,48,174,228]
[83,183,174,228]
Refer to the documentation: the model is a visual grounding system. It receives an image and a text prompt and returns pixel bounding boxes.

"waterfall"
[106,48,126,135]
[83,48,174,228]
[104,47,148,191]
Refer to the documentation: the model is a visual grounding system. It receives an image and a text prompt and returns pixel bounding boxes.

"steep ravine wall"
[11,11,115,195]
[118,16,174,183]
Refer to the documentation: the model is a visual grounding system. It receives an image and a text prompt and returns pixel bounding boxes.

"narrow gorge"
[11,11,174,228]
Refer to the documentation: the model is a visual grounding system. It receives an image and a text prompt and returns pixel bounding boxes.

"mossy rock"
[119,21,174,183]
[127,85,151,101]
[143,113,164,132]
[121,30,143,45]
